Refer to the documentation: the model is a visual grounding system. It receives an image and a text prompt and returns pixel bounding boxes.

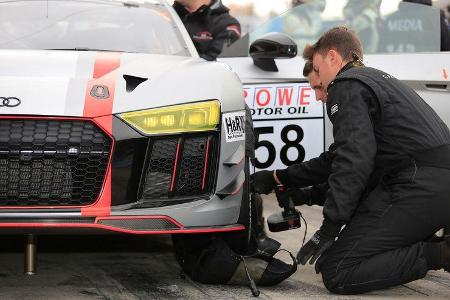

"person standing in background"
[343,0,382,53]
[173,0,241,60]
[402,0,450,51]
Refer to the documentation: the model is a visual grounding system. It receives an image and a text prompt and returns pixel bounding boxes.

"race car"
[0,0,251,239]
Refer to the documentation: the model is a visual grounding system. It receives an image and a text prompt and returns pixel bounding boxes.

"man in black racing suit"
[253,26,450,294]
[173,0,241,61]
[281,61,330,209]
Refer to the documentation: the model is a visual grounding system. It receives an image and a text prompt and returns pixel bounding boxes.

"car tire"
[221,156,256,255]
[172,157,255,267]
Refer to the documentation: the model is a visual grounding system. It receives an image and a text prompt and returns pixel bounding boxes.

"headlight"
[120,100,220,134]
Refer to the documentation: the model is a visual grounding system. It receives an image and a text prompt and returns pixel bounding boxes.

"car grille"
[140,133,218,208]
[0,118,112,206]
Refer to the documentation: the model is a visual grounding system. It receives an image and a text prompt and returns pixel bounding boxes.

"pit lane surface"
[0,194,449,300]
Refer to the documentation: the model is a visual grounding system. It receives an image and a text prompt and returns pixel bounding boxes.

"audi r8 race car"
[0,0,250,239]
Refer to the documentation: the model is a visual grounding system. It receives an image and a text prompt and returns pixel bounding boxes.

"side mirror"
[249,32,298,72]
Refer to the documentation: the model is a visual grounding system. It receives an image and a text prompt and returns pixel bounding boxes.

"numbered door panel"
[220,56,329,171]
[244,82,326,171]
[253,120,324,170]
[219,57,332,170]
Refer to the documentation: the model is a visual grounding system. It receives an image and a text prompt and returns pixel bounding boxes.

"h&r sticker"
[223,111,245,143]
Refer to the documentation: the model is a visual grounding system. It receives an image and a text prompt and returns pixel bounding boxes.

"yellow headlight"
[160,114,176,127]
[188,111,207,126]
[144,116,159,128]
[120,100,220,134]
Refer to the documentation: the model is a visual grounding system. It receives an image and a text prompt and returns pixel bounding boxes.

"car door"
[220,55,327,172]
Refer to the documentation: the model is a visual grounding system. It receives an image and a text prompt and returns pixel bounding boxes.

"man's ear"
[327,49,340,67]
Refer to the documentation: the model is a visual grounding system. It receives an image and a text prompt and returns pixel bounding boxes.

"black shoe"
[228,251,297,288]
[256,235,281,257]
[258,255,297,286]
[444,229,450,273]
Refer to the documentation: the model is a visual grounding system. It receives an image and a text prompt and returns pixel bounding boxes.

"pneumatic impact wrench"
[267,185,302,232]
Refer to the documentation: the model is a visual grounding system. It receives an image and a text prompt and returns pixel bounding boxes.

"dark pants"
[320,164,450,294]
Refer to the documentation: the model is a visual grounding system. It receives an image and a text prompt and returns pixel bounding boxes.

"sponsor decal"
[244,83,323,120]
[244,82,325,171]
[90,85,110,99]
[331,104,339,116]
[226,25,241,37]
[223,111,245,143]
[0,97,21,107]
[193,31,213,41]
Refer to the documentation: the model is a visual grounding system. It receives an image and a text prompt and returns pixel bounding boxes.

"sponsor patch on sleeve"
[331,103,339,116]
[223,111,245,143]
[226,25,241,37]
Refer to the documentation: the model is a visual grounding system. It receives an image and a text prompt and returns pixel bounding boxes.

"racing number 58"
[254,125,306,169]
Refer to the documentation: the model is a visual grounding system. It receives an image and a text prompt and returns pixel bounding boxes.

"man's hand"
[251,170,277,194]
[296,219,342,272]
[297,230,333,265]
[276,188,313,208]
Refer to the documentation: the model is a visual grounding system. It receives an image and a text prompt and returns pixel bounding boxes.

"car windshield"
[0,0,189,55]
[222,0,442,57]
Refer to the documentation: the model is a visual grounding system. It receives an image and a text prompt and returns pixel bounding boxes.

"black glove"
[296,219,342,272]
[251,170,277,194]
[276,188,313,208]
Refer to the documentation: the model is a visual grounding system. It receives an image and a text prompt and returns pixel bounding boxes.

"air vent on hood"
[123,75,148,93]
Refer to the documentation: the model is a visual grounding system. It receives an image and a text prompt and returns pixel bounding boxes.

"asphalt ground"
[0,194,449,299]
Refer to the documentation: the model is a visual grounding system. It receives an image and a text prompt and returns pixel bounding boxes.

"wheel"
[172,157,255,262]
[222,157,258,254]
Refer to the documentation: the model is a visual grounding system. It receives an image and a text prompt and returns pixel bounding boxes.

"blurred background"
[222,0,449,35]
[168,0,450,54]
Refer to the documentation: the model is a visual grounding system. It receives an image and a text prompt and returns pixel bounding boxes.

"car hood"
[0,50,242,117]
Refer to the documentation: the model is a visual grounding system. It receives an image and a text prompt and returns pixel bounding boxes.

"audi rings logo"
[0,97,21,108]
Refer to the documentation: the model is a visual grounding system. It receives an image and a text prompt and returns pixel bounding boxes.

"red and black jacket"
[173,0,241,61]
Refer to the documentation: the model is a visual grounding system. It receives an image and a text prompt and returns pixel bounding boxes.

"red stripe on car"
[201,140,210,190]
[170,142,181,192]
[0,222,246,235]
[83,52,121,118]
[81,52,121,217]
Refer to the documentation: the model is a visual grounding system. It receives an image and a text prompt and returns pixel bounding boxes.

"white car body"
[0,0,248,235]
